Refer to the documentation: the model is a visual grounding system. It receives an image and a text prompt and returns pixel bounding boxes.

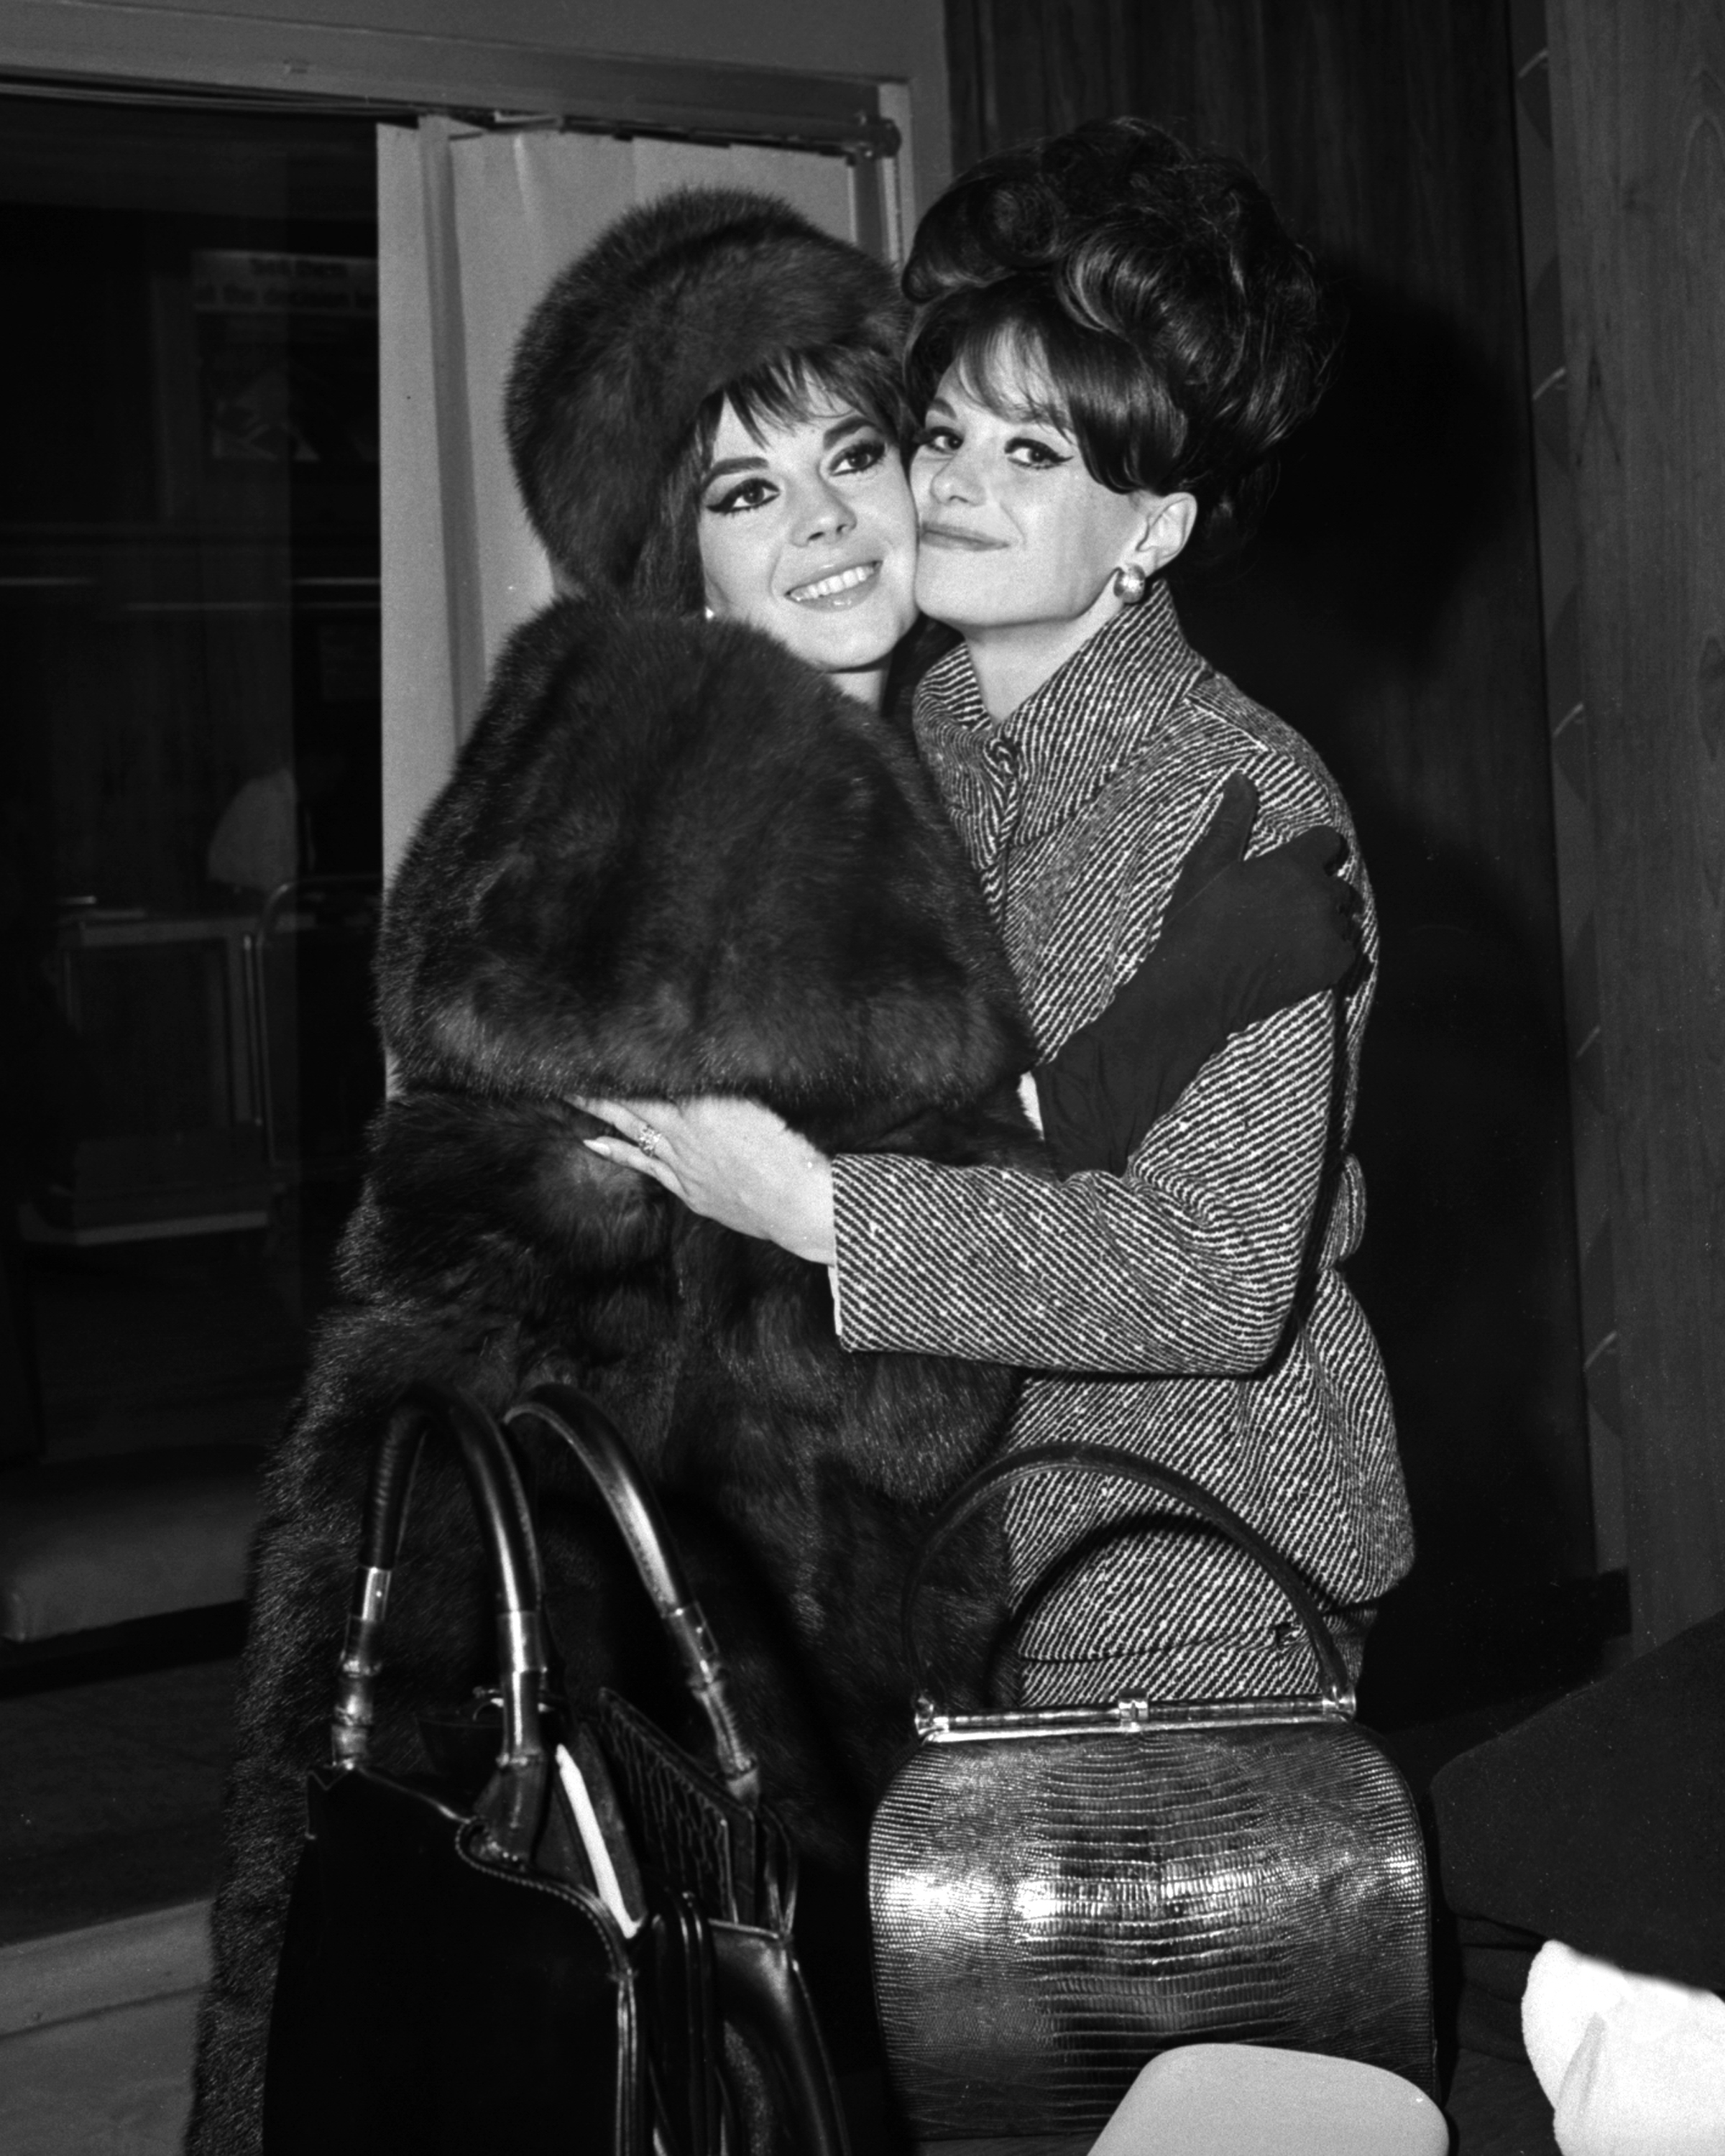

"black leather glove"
[1034,773,1361,1176]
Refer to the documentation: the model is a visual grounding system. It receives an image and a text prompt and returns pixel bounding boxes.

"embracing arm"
[582,990,1339,1373]
[578,781,1358,1281]
[831,993,1337,1376]
[1031,776,1356,1178]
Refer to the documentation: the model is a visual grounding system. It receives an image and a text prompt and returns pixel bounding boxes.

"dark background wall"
[945,0,1599,1714]
[1547,0,1725,1651]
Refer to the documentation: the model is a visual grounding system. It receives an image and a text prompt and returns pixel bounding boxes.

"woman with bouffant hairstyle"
[900,116,1334,566]
[587,121,1413,1713]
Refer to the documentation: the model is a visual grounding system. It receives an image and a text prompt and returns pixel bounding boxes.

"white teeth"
[789,563,875,602]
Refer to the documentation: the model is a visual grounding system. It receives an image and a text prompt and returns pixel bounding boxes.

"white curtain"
[377,120,860,878]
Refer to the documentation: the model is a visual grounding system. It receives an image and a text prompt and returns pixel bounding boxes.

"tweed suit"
[830,584,1412,1707]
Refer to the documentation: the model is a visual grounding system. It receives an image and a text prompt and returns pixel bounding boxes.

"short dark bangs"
[696,336,909,472]
[906,278,1191,500]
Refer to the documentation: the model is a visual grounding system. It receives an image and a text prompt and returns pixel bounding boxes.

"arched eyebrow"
[702,412,875,486]
[703,453,768,482]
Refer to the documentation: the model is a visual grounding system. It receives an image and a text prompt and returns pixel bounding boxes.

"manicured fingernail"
[582,1138,611,1157]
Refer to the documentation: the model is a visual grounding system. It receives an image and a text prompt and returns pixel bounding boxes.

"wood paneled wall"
[1547,0,1725,1647]
[944,0,1597,1708]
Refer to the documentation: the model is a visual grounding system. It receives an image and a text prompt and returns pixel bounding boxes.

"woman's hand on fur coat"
[578,1094,838,1264]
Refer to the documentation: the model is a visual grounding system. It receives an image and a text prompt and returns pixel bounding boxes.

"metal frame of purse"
[869,1442,1435,2139]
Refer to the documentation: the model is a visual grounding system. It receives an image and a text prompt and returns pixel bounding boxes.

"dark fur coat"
[188,597,1043,2150]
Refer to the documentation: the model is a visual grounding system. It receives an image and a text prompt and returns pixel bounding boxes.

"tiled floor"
[0,1991,201,2155]
[0,1902,208,2156]
[0,1976,1554,2156]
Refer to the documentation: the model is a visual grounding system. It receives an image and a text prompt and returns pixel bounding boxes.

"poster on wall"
[191,251,379,467]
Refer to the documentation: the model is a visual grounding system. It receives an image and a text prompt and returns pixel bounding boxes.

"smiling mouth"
[787,561,880,605]
[919,524,1006,550]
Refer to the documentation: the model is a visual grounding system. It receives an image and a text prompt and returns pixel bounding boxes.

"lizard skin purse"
[869,1443,1435,2139]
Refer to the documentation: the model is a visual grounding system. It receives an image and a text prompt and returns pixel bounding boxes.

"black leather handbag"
[505,1383,851,2156]
[869,1444,1435,2139]
[262,1380,663,2153]
[262,1380,848,2156]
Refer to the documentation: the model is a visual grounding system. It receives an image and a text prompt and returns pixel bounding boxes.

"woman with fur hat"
[507,182,1356,1162]
[582,123,1412,1716]
[189,182,1358,2152]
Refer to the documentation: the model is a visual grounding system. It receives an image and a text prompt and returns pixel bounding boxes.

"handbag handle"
[903,1442,1356,1716]
[330,1380,553,1861]
[505,1383,761,1805]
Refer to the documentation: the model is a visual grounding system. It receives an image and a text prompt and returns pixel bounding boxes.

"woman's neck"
[960,591,1125,722]
[829,660,889,711]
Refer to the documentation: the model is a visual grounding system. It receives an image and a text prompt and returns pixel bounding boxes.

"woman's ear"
[1130,490,1198,576]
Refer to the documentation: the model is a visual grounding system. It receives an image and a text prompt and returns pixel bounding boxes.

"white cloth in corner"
[1522,1938,1725,2155]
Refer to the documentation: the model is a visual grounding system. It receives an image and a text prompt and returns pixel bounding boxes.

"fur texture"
[505,189,904,603]
[188,599,1043,2151]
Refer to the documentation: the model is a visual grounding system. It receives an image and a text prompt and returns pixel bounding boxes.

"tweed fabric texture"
[831,586,1412,1705]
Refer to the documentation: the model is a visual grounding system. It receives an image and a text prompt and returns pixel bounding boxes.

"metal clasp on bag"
[913,1690,1353,1743]
[331,1565,392,1766]
[666,1600,723,1686]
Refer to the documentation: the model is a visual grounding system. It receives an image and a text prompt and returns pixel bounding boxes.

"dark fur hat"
[505,188,905,609]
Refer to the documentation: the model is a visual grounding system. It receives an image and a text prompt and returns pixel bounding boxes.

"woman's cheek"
[913,546,999,625]
[698,520,768,626]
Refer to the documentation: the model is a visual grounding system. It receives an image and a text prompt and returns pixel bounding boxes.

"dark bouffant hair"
[506,188,907,610]
[903,119,1336,563]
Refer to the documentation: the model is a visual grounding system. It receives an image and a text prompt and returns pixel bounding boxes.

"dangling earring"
[703,605,716,621]
[1113,563,1148,606]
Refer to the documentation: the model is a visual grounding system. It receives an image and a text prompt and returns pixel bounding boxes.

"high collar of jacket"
[914,579,1208,847]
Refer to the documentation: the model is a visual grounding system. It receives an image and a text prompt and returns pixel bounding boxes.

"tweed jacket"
[830,584,1413,1707]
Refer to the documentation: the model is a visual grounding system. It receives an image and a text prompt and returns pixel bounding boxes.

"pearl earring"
[1113,563,1149,605]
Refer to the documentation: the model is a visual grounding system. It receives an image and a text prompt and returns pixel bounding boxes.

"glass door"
[0,93,382,1476]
